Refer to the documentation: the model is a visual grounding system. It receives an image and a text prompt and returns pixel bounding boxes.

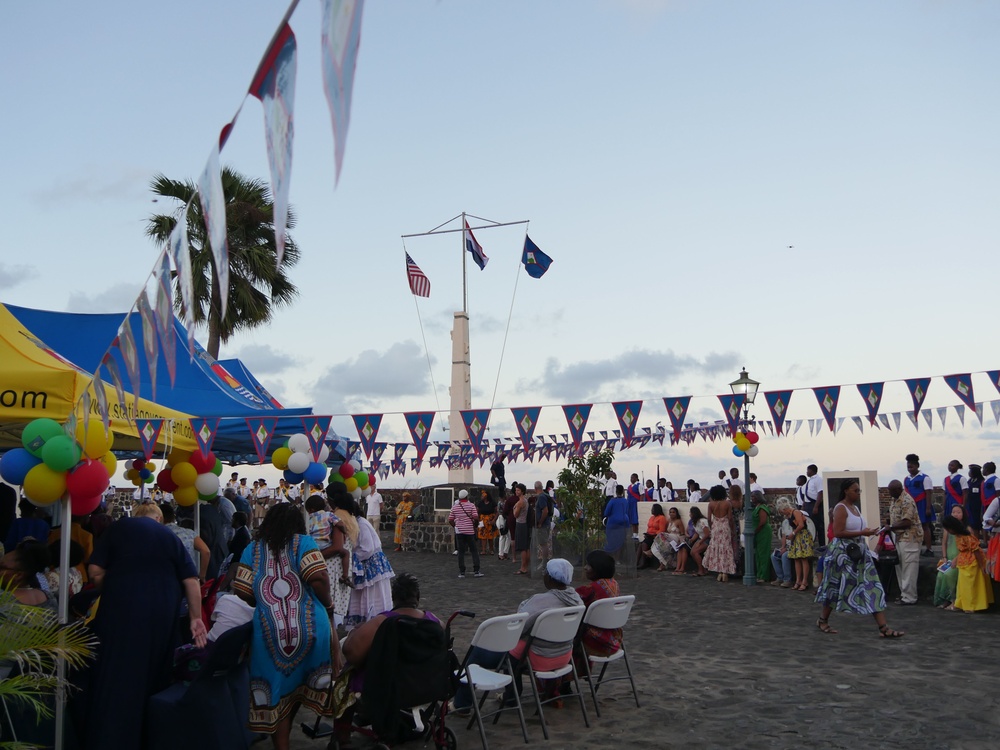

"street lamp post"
[730,367,760,587]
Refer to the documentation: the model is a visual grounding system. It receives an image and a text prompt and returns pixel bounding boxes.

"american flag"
[405,252,430,297]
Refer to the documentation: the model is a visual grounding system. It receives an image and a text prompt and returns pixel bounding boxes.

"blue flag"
[521,235,552,278]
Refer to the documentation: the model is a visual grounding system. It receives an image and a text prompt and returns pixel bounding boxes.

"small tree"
[555,448,615,562]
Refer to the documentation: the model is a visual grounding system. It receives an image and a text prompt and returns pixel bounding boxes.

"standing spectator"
[5,498,50,552]
[981,462,999,548]
[904,454,936,556]
[512,484,531,574]
[966,464,985,538]
[885,479,921,605]
[229,484,251,516]
[984,479,1000,581]
[393,492,415,552]
[162,503,210,582]
[229,511,252,562]
[499,491,518,562]
[776,496,814,591]
[814,478,902,638]
[804,464,825,541]
[490,450,507,495]
[686,480,702,503]
[704,485,736,583]
[728,468,743,492]
[943,459,967,517]
[751,491,772,583]
[795,475,809,508]
[534,481,552,564]
[749,473,763,495]
[217,489,237,543]
[476,489,498,556]
[365,483,384,530]
[448,490,482,578]
[941,513,994,612]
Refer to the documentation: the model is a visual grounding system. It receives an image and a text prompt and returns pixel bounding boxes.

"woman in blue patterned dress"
[814,479,903,638]
[331,493,394,631]
[233,503,343,750]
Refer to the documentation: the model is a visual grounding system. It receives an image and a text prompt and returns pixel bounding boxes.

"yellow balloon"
[173,485,199,506]
[145,461,156,473]
[23,464,67,505]
[100,452,117,478]
[736,437,751,452]
[167,448,192,466]
[344,477,358,493]
[271,446,292,471]
[75,421,111,460]
[126,468,140,481]
[171,461,198,487]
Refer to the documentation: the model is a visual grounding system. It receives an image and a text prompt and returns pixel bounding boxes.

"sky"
[2,0,999,491]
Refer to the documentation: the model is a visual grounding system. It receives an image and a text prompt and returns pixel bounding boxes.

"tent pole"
[55,494,72,750]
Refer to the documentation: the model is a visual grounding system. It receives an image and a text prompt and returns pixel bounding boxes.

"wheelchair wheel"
[434,726,457,750]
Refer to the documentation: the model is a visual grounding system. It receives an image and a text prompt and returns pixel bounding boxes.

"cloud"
[233,343,293,375]
[309,341,437,411]
[0,263,38,290]
[66,283,144,312]
[31,166,152,208]
[518,348,741,402]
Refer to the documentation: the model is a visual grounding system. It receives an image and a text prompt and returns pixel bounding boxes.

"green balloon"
[212,457,223,476]
[354,470,369,488]
[22,418,66,457]
[40,435,81,472]
[199,491,216,501]
[330,473,346,484]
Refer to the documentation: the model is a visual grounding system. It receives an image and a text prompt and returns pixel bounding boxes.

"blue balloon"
[1,448,43,485]
[732,445,744,457]
[139,468,152,480]
[283,468,304,484]
[303,462,327,485]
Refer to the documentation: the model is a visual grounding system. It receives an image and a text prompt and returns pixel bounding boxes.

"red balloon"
[157,467,179,493]
[131,458,145,470]
[746,431,760,445]
[338,462,355,479]
[66,459,110,501]
[189,451,216,474]
[71,493,102,516]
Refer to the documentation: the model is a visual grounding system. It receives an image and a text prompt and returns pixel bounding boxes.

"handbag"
[876,530,899,566]
[844,542,864,564]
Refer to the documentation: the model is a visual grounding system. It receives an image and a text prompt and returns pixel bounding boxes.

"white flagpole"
[461,211,468,314]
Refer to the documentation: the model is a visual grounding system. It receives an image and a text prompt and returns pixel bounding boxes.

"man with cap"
[448,489,483,578]
[451,558,583,713]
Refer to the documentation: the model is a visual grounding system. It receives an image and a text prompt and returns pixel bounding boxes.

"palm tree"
[0,588,96,749]
[145,168,300,359]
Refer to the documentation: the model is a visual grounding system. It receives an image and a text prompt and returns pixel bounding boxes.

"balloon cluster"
[271,433,329,487]
[328,459,372,502]
[155,448,223,507]
[732,430,760,458]
[124,458,157,488]
[0,418,116,515]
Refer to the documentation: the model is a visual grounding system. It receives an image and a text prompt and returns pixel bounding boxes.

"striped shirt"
[448,500,479,535]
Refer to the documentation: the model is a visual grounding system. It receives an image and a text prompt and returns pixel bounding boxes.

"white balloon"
[317,444,331,463]
[747,445,759,457]
[288,433,311,454]
[351,488,363,501]
[194,472,220,495]
[361,486,371,497]
[287,452,310,474]
[349,459,362,472]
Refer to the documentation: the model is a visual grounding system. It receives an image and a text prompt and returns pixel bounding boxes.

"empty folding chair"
[456,613,530,750]
[516,605,589,740]
[576,595,639,716]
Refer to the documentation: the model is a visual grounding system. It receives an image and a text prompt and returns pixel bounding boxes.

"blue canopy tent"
[4,304,343,463]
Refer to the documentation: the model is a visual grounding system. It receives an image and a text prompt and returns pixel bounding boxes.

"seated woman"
[0,540,56,611]
[453,559,583,712]
[638,504,667,570]
[684,506,710,576]
[651,507,686,572]
[332,573,439,744]
[576,551,622,659]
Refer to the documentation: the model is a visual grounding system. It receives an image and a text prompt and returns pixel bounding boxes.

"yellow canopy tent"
[0,303,198,453]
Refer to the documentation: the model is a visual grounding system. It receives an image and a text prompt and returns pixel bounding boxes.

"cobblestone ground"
[289,544,1000,750]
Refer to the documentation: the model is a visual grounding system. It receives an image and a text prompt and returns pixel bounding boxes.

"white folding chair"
[517,605,589,740]
[576,595,639,716]
[456,613,530,750]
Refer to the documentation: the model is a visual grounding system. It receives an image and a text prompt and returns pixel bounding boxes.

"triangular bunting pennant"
[717,394,746,436]
[197,142,229,319]
[351,414,383,459]
[836,417,846,433]
[153,252,178,385]
[893,412,902,432]
[101,354,128,416]
[90,375,110,433]
[974,402,984,426]
[936,407,948,430]
[906,412,918,429]
[955,404,966,427]
[246,417,279,465]
[878,413,892,431]
[116,320,142,418]
[371,443,387,466]
[404,412,435,461]
[793,420,803,436]
[763,391,792,435]
[856,382,884,426]
[992,401,1000,425]
[812,386,840,432]
[301,416,333,461]
[562,404,593,450]
[612,400,642,447]
[168,219,196,356]
[137,291,160,400]
[662,396,691,442]
[320,0,365,183]
[189,417,220,459]
[460,409,491,456]
[135,418,164,461]
[904,377,931,428]
[944,373,976,410]
[510,406,541,452]
[921,409,933,430]
[851,416,864,434]
[987,371,1000,397]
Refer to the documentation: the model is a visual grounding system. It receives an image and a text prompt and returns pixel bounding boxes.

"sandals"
[514,570,529,575]
[878,624,904,638]
[816,618,837,634]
